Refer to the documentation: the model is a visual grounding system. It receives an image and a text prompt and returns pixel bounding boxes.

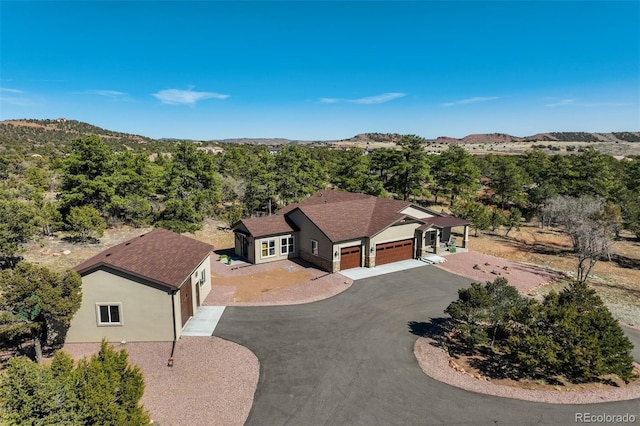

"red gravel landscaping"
[63,337,258,426]
[205,255,353,306]
[435,251,565,294]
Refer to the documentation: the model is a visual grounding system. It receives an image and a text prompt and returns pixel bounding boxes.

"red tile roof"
[74,228,214,290]
[237,215,297,238]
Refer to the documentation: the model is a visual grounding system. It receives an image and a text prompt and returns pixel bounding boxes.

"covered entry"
[375,239,414,266]
[340,246,362,270]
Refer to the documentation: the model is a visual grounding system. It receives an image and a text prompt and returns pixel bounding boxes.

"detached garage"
[66,228,214,343]
[375,239,414,266]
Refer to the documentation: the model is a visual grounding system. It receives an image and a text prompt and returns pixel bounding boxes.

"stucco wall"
[371,222,420,245]
[188,255,212,311]
[400,206,436,219]
[66,270,175,343]
[288,210,333,269]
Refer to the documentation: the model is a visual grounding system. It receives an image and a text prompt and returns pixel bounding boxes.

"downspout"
[168,291,177,367]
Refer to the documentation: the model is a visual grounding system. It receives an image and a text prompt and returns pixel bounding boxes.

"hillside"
[1,118,638,156]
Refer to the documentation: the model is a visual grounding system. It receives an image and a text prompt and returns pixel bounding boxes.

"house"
[233,190,470,273]
[65,228,214,343]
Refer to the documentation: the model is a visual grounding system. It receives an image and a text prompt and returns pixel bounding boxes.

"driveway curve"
[214,267,640,425]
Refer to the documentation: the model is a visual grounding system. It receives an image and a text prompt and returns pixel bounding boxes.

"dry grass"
[471,224,640,327]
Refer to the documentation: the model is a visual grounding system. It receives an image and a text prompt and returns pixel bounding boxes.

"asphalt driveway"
[214,267,640,426]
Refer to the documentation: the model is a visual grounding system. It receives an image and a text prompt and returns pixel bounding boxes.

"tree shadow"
[0,255,23,270]
[609,253,640,271]
[61,236,100,244]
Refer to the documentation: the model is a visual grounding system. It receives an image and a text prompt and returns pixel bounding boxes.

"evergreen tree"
[390,135,431,200]
[0,343,150,425]
[0,200,38,260]
[58,135,116,215]
[275,146,326,206]
[331,147,384,196]
[0,263,82,363]
[432,144,481,203]
[67,205,107,242]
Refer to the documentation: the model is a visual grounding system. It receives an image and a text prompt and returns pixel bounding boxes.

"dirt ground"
[212,267,315,303]
[467,224,640,327]
[449,351,639,393]
[19,219,640,325]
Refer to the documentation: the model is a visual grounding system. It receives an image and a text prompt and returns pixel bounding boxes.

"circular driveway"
[213,266,640,425]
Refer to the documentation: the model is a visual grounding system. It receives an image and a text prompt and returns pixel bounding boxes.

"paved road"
[214,267,640,426]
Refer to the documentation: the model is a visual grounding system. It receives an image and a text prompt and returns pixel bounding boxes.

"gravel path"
[414,337,640,404]
[435,250,564,294]
[63,337,258,426]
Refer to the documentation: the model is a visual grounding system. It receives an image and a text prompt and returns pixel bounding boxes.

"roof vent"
[105,253,112,257]
[125,242,131,246]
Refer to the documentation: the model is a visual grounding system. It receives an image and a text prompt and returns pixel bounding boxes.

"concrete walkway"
[182,306,226,336]
[339,259,429,280]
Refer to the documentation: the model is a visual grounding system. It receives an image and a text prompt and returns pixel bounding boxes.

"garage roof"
[74,228,214,290]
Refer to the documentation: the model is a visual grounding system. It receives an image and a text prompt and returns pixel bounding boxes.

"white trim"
[280,236,294,255]
[311,239,319,256]
[260,238,277,258]
[95,302,123,326]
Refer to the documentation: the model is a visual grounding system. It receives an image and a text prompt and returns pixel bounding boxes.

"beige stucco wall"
[253,233,299,265]
[234,225,255,263]
[371,222,419,245]
[66,270,175,343]
[400,206,436,219]
[288,209,333,270]
[188,255,212,311]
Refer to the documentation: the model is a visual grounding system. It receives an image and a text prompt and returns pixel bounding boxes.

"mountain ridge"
[1,118,639,147]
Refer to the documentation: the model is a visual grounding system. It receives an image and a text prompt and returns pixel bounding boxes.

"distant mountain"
[1,119,638,153]
[0,118,154,147]
[435,131,640,144]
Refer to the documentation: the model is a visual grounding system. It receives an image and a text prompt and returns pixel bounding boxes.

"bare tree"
[541,196,613,283]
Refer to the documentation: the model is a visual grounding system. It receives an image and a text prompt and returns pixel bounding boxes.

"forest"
[0,133,639,263]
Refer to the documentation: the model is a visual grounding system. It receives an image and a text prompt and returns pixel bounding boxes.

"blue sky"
[1,1,638,140]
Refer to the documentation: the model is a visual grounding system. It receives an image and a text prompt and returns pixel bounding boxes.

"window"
[199,269,206,286]
[281,237,294,255]
[96,303,122,326]
[261,239,276,258]
[311,239,319,256]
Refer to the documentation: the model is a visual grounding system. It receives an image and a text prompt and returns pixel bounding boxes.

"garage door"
[340,246,361,270]
[375,239,414,266]
[180,282,194,328]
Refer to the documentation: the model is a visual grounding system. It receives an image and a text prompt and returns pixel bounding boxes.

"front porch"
[418,222,470,257]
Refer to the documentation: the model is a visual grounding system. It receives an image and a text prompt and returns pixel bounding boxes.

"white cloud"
[545,98,628,108]
[153,88,230,105]
[443,96,498,107]
[351,92,406,104]
[0,88,39,106]
[319,92,406,105]
[86,89,127,97]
